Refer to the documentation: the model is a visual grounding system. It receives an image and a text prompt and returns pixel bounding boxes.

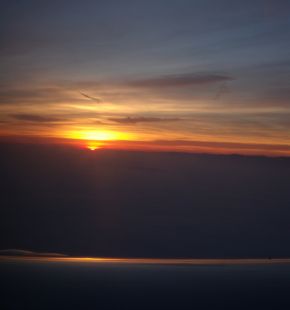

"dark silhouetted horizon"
[1,142,290,258]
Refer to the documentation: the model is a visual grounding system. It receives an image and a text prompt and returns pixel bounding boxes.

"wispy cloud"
[79,92,102,103]
[11,114,61,122]
[0,87,75,105]
[108,116,180,124]
[0,249,66,257]
[0,72,233,108]
[125,73,233,88]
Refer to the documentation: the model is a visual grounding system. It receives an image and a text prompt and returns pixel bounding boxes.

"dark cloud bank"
[10,114,61,123]
[126,73,232,88]
[0,142,290,258]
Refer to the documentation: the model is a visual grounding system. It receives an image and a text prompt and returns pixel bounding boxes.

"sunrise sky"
[2,0,290,268]
[1,0,290,156]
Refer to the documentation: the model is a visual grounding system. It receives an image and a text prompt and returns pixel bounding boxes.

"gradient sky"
[1,0,290,156]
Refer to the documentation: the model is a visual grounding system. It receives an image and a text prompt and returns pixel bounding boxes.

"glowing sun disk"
[87,142,102,151]
[67,130,130,141]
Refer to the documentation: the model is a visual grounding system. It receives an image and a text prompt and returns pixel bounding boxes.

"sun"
[64,130,132,151]
[87,141,103,151]
[82,131,118,141]
[67,130,130,141]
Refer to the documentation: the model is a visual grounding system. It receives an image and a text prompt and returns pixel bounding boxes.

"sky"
[1,0,290,156]
[1,1,290,260]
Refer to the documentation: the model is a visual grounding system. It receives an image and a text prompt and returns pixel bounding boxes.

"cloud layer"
[108,117,180,124]
[125,73,233,88]
[0,249,66,257]
[11,114,61,122]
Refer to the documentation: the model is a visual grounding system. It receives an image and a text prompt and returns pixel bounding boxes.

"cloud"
[108,116,180,124]
[79,92,102,103]
[0,87,75,105]
[125,73,233,88]
[10,114,61,122]
[0,249,66,257]
[151,139,290,152]
[0,72,233,107]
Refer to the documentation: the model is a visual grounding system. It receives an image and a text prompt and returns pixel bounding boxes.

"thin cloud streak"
[79,92,102,103]
[125,73,233,88]
[108,116,181,124]
[11,114,61,122]
[0,249,66,257]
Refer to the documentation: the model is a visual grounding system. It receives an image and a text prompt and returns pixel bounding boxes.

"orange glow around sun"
[63,130,134,151]
[66,130,131,141]
[86,141,104,151]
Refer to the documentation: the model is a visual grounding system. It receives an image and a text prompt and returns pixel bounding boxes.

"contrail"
[80,92,102,103]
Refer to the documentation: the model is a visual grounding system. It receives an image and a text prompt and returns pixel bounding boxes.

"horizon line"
[1,256,290,265]
[0,135,290,158]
